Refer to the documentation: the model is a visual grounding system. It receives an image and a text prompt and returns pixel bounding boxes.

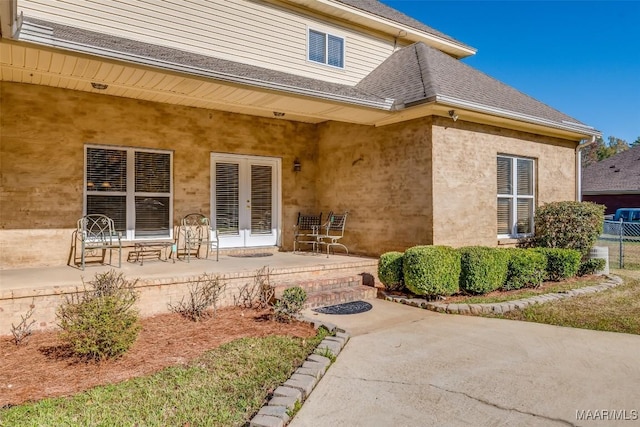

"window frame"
[497,154,536,239]
[84,144,174,241]
[307,27,345,69]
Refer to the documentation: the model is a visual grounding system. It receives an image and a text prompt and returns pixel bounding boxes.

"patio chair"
[294,211,324,253]
[316,211,349,257]
[176,213,219,262]
[77,214,122,270]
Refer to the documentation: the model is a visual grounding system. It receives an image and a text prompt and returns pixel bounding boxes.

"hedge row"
[378,246,597,297]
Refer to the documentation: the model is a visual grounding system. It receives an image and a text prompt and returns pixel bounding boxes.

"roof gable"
[356,42,590,127]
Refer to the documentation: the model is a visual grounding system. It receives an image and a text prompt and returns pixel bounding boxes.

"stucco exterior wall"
[430,117,578,247]
[0,82,318,268]
[316,118,434,256]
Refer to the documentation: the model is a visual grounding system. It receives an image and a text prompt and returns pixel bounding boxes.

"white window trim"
[497,155,535,239]
[84,144,174,241]
[307,26,345,69]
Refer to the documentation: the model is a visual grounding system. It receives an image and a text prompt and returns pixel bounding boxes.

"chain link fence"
[596,220,640,270]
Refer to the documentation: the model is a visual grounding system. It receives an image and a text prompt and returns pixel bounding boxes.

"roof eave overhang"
[372,95,601,141]
[281,0,476,58]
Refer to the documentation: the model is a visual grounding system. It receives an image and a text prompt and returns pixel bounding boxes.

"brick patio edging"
[381,275,623,315]
[249,318,349,427]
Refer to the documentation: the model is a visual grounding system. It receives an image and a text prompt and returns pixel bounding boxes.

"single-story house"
[582,145,640,214]
[0,0,601,270]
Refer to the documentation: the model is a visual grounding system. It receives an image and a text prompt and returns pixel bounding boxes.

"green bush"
[378,252,405,291]
[534,248,581,281]
[403,245,461,297]
[274,286,307,323]
[459,247,510,294]
[578,258,606,276]
[534,201,605,256]
[57,270,140,361]
[503,249,546,290]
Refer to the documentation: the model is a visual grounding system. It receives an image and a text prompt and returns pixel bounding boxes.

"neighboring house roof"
[334,0,471,50]
[356,42,590,129]
[582,145,640,194]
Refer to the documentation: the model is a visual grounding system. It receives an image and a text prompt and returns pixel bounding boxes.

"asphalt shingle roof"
[334,0,472,50]
[356,42,587,125]
[582,145,640,193]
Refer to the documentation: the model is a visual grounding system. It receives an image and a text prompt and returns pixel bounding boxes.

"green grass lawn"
[0,331,328,426]
[487,276,640,335]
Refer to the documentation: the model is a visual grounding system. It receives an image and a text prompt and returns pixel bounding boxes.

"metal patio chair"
[77,214,122,270]
[316,211,349,257]
[176,213,219,262]
[293,211,324,253]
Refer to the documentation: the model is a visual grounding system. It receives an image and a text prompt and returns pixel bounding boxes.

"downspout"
[575,136,596,201]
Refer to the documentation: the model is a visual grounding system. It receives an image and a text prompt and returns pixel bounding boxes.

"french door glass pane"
[86,195,126,232]
[517,199,533,234]
[251,165,272,235]
[215,163,239,235]
[517,159,533,196]
[86,148,126,192]
[135,196,170,237]
[497,198,512,235]
[497,157,512,195]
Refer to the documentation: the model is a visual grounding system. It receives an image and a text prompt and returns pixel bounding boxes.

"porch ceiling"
[0,40,395,125]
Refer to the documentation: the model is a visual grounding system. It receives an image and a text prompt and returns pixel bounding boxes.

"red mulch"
[0,307,316,408]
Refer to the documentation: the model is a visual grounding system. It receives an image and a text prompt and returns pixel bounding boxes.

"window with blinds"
[251,165,272,235]
[308,28,344,68]
[85,146,172,239]
[215,162,240,235]
[497,155,535,237]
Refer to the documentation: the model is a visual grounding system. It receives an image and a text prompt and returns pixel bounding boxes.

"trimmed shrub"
[534,248,581,281]
[403,245,461,297]
[57,270,140,361]
[534,201,605,256]
[459,247,510,294]
[504,249,546,290]
[378,252,405,291]
[274,286,307,323]
[578,258,606,276]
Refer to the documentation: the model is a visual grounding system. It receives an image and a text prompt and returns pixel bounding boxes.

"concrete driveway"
[292,300,640,427]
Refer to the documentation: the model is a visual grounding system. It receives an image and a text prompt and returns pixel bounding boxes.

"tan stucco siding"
[0,82,317,268]
[430,118,577,247]
[316,118,433,256]
[18,0,398,85]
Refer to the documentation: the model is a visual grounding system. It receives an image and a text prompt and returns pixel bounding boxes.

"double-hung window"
[85,146,172,240]
[308,28,344,68]
[497,155,535,237]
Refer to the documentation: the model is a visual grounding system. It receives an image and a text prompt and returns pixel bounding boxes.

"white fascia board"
[436,95,602,138]
[17,22,395,111]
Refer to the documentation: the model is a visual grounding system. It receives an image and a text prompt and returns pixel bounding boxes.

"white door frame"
[210,153,281,248]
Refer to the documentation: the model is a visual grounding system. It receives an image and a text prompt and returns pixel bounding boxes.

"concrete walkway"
[293,299,640,427]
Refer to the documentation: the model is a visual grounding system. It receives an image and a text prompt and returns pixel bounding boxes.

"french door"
[211,154,280,248]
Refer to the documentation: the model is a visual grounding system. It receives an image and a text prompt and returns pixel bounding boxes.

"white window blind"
[215,162,240,235]
[497,155,535,237]
[308,29,344,68]
[85,146,172,239]
[251,165,272,235]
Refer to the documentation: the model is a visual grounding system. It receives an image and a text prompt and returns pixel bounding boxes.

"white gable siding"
[18,0,399,85]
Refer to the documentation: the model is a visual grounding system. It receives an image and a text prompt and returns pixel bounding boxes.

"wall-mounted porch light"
[293,158,301,172]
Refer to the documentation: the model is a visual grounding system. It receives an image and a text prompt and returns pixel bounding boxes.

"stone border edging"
[381,275,623,315]
[249,318,349,427]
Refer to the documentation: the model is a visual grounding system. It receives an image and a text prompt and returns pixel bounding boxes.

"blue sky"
[380,0,640,144]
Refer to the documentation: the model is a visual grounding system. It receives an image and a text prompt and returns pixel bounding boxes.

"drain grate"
[313,300,372,315]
